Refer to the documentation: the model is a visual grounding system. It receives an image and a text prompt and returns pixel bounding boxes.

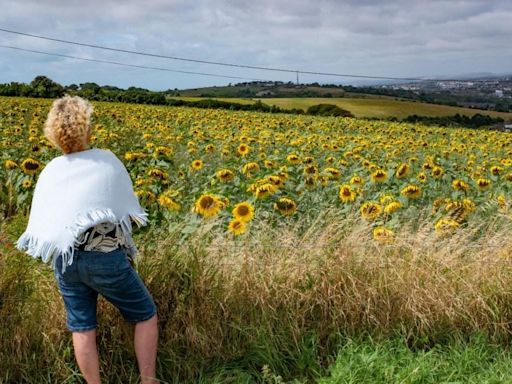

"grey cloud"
[0,0,511,89]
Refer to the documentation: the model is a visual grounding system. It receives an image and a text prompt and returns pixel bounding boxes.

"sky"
[0,0,511,91]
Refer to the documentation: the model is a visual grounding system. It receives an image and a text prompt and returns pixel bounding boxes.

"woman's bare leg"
[72,330,101,384]
[134,314,158,384]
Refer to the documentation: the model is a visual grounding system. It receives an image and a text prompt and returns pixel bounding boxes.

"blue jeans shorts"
[54,247,157,332]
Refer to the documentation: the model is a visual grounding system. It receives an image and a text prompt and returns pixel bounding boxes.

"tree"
[30,75,64,98]
[306,104,354,117]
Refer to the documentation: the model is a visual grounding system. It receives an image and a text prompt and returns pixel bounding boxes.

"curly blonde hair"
[44,95,93,154]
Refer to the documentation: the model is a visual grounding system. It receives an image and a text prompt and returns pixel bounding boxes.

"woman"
[16,95,159,384]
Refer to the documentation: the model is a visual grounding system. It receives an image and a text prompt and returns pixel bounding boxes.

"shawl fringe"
[16,208,148,273]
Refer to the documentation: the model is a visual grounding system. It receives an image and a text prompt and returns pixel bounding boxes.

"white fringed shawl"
[16,148,149,273]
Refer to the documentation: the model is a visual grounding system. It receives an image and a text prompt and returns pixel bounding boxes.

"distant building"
[489,122,512,132]
[255,90,275,97]
[495,90,504,98]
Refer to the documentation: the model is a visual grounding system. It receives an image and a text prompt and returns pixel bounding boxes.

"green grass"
[319,334,512,384]
[255,97,512,119]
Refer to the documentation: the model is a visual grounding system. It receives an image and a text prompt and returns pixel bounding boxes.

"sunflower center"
[200,196,214,209]
[237,206,249,216]
[24,161,39,170]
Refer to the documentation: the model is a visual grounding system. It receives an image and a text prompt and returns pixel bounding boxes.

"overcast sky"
[0,0,511,90]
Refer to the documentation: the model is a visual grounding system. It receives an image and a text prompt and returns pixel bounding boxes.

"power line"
[0,45,271,82]
[0,27,491,83]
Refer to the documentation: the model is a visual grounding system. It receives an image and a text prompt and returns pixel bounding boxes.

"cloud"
[0,0,511,89]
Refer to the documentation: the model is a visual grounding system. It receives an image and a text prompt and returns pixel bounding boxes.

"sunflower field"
[3,96,512,382]
[1,96,511,241]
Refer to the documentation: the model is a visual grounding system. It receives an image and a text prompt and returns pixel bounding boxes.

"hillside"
[170,96,512,120]
[256,97,512,119]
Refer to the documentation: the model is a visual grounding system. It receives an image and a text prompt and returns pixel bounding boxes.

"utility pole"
[296,71,299,86]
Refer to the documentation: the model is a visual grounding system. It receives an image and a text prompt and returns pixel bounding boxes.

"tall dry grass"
[1,209,512,382]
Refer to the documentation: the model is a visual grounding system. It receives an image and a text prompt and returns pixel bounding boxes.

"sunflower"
[384,201,402,214]
[338,159,349,167]
[191,159,203,171]
[148,168,169,180]
[360,201,382,220]
[264,160,275,169]
[462,198,475,212]
[135,189,156,204]
[400,184,421,199]
[154,146,172,157]
[4,160,17,170]
[301,156,313,165]
[452,179,469,191]
[371,169,388,183]
[20,158,42,175]
[476,178,491,190]
[204,144,215,153]
[303,165,318,175]
[228,218,247,235]
[304,176,317,189]
[254,183,277,199]
[444,200,471,223]
[216,169,235,182]
[497,194,507,210]
[286,153,300,164]
[266,175,285,188]
[379,194,394,205]
[274,197,297,216]
[22,178,33,189]
[417,172,427,183]
[434,218,460,234]
[158,194,181,210]
[194,194,223,218]
[232,201,255,222]
[221,148,230,157]
[395,163,410,179]
[242,162,260,176]
[373,227,394,244]
[339,184,356,203]
[350,175,364,185]
[237,143,250,157]
[490,165,503,175]
[277,170,289,181]
[323,167,341,180]
[124,152,146,161]
[431,166,444,179]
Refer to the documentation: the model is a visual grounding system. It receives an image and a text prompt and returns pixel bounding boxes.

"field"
[1,96,512,383]
[256,97,512,119]
[172,95,512,119]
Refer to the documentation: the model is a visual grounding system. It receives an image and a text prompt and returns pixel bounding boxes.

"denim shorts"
[54,247,157,332]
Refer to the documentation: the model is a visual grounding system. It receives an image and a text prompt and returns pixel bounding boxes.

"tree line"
[0,76,505,128]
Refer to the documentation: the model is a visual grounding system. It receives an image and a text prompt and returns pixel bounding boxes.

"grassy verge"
[319,334,512,384]
[2,211,512,382]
